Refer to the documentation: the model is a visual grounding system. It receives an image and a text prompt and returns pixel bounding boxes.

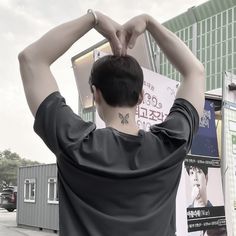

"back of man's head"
[89,55,143,107]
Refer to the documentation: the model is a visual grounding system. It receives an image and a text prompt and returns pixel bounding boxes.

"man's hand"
[95,13,149,56]
[123,14,148,50]
[95,12,126,56]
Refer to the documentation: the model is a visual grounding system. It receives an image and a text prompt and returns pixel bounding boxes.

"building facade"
[148,0,236,91]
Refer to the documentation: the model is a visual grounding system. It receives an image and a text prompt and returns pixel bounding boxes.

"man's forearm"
[146,15,204,76]
[20,13,95,65]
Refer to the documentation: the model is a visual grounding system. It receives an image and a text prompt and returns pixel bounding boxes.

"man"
[19,10,205,236]
[186,164,211,208]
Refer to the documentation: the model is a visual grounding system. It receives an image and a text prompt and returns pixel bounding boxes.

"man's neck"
[103,106,140,136]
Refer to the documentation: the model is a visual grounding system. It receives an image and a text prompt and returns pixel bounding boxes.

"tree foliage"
[0,149,41,191]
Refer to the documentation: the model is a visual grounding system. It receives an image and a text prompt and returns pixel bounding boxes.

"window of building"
[207,32,211,48]
[234,23,236,38]
[217,28,221,43]
[223,11,227,26]
[212,16,216,30]
[207,18,211,32]
[228,9,232,24]
[222,26,227,41]
[228,24,232,40]
[47,178,58,204]
[201,21,206,34]
[217,14,222,28]
[222,42,226,57]
[24,179,36,203]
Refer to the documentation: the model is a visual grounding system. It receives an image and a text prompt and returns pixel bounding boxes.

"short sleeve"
[33,92,96,156]
[150,98,199,153]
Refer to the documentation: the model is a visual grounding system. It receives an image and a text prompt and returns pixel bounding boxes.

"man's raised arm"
[124,14,205,117]
[18,11,123,117]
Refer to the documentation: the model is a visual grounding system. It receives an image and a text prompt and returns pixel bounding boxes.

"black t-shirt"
[34,91,199,236]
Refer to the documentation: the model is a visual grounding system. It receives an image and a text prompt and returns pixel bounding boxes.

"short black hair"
[89,55,143,107]
[185,164,208,176]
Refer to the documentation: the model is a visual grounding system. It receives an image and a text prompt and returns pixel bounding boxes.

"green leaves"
[0,149,41,191]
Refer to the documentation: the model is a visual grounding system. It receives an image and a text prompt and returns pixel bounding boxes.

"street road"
[0,208,56,236]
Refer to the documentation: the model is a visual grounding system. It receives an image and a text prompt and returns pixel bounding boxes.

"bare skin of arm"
[18,11,123,117]
[124,14,205,117]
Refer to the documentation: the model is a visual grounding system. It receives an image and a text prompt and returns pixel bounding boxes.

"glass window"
[211,76,216,89]
[197,37,201,49]
[206,76,211,91]
[222,27,227,41]
[207,33,211,47]
[160,52,163,63]
[189,26,193,39]
[207,47,211,62]
[211,45,216,59]
[217,58,221,73]
[197,23,201,35]
[202,49,205,63]
[212,16,216,30]
[163,64,166,75]
[47,178,58,204]
[206,62,210,75]
[211,31,215,45]
[217,14,221,28]
[228,24,232,39]
[160,65,163,74]
[217,28,221,43]
[223,12,227,26]
[202,35,206,49]
[234,22,236,38]
[222,42,226,57]
[222,57,227,71]
[217,73,222,88]
[24,179,36,203]
[207,18,211,32]
[234,54,236,68]
[168,64,171,75]
[202,21,206,34]
[185,28,188,40]
[228,40,232,54]
[228,9,232,24]
[217,44,221,58]
[211,61,215,74]
[228,55,232,70]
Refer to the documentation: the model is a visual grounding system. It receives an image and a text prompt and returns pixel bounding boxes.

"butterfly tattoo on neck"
[118,113,129,125]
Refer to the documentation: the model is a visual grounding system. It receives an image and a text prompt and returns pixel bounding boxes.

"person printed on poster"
[185,163,227,236]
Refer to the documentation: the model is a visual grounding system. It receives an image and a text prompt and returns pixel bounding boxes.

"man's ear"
[92,85,101,104]
[137,89,144,105]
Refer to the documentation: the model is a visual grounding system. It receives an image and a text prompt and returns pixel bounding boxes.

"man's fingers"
[109,33,122,56]
[117,30,127,56]
[127,32,138,49]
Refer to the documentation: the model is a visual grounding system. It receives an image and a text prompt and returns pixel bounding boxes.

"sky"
[0,0,208,164]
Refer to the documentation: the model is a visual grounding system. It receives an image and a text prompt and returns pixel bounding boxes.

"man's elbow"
[18,48,33,65]
[198,63,205,77]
